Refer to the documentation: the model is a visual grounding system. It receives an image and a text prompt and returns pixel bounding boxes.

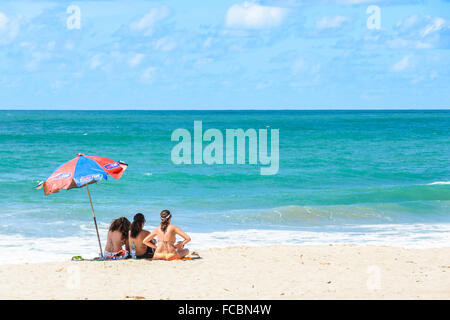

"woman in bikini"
[128,213,155,259]
[143,210,191,260]
[104,217,131,258]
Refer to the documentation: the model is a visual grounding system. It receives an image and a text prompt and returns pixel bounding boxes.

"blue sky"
[0,0,449,109]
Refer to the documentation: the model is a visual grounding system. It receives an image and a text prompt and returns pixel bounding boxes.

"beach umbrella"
[36,153,128,258]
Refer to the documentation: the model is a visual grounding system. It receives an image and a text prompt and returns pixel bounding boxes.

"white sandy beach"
[0,245,449,300]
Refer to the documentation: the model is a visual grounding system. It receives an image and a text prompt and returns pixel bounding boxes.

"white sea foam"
[1,223,450,265]
[427,181,450,185]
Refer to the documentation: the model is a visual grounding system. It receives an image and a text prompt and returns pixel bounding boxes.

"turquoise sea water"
[0,110,449,263]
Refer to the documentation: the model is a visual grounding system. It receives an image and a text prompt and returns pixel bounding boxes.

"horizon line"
[1,108,450,111]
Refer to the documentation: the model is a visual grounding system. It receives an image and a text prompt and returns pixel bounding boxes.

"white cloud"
[0,12,8,30]
[395,14,447,37]
[154,37,176,52]
[386,38,433,49]
[225,2,287,29]
[25,51,53,72]
[142,67,157,82]
[388,15,449,49]
[130,6,169,36]
[395,14,420,31]
[129,53,145,67]
[0,12,19,45]
[90,54,103,70]
[415,41,433,49]
[421,17,446,37]
[316,16,348,30]
[391,55,412,72]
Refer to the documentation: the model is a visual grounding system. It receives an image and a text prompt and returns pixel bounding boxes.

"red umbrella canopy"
[37,154,128,195]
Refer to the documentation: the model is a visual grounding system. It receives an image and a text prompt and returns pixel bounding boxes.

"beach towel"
[71,252,201,261]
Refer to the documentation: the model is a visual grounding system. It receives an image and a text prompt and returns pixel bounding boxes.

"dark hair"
[130,213,146,238]
[160,210,171,233]
[109,217,131,241]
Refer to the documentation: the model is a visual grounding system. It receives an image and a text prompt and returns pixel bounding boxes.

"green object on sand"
[71,256,83,261]
[71,255,105,261]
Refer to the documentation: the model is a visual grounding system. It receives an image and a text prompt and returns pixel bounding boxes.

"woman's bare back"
[154,225,177,254]
[129,229,151,256]
[105,230,126,252]
[143,222,191,260]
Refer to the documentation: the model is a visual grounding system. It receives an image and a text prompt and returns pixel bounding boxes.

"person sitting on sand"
[129,213,155,259]
[143,210,191,260]
[104,217,131,258]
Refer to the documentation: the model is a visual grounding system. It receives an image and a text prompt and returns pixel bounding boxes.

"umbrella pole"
[86,184,103,258]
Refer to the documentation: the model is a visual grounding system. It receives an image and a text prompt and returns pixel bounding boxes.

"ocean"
[0,110,449,264]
